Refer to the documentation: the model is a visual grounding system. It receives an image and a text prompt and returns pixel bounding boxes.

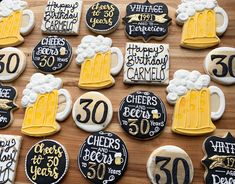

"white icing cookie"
[0,47,26,82]
[76,35,123,90]
[147,145,194,184]
[0,0,35,47]
[21,73,72,137]
[0,134,22,183]
[41,0,83,35]
[73,92,113,132]
[204,47,235,85]
[124,43,169,85]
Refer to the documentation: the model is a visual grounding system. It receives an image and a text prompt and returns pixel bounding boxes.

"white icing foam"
[0,0,28,18]
[176,0,218,24]
[166,70,211,104]
[76,35,112,64]
[21,73,63,107]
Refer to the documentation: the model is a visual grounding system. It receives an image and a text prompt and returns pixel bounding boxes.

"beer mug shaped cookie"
[176,0,228,49]
[166,70,225,136]
[0,0,35,48]
[21,73,72,137]
[76,35,123,90]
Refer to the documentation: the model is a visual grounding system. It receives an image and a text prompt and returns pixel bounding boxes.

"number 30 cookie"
[147,146,194,184]
[72,92,113,132]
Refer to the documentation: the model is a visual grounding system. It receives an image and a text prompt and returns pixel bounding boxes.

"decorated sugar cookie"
[0,84,18,129]
[0,47,26,82]
[21,73,72,137]
[119,91,167,140]
[86,1,120,34]
[32,36,72,74]
[204,47,235,85]
[78,131,128,184]
[166,70,225,136]
[124,43,169,85]
[41,0,83,35]
[123,1,172,41]
[73,92,113,132]
[0,134,22,183]
[25,140,69,184]
[176,0,228,49]
[76,35,123,90]
[0,0,35,48]
[147,145,194,184]
[202,133,235,184]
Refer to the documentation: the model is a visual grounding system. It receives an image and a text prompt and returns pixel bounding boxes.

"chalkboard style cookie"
[176,0,228,49]
[147,145,194,184]
[41,0,83,35]
[73,92,113,132]
[76,35,123,90]
[78,131,128,184]
[124,43,169,85]
[25,140,69,184]
[0,0,35,48]
[123,1,172,42]
[166,70,225,136]
[86,1,120,34]
[21,73,72,137]
[32,36,72,74]
[202,133,235,184]
[0,47,26,82]
[0,134,22,183]
[119,91,167,140]
[0,84,18,129]
[204,47,235,85]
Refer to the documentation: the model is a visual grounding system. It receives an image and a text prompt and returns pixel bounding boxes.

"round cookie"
[118,91,167,140]
[0,47,26,82]
[204,47,235,85]
[32,36,72,74]
[25,140,69,184]
[78,131,128,184]
[72,92,113,132]
[86,1,120,34]
[147,145,194,184]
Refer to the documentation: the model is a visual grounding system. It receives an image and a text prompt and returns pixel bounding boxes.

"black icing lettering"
[77,99,93,123]
[92,101,108,124]
[172,158,190,184]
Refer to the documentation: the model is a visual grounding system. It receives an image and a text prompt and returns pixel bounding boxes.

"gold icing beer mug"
[181,7,228,49]
[0,9,35,47]
[172,87,225,136]
[79,47,123,89]
[22,89,71,137]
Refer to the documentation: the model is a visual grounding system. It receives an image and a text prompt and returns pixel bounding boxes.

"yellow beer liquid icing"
[0,11,24,48]
[22,90,60,137]
[181,10,220,49]
[172,88,216,136]
[79,51,114,89]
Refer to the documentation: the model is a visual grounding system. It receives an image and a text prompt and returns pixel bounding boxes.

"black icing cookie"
[25,140,69,184]
[202,133,235,184]
[0,84,18,129]
[118,91,167,140]
[78,131,128,184]
[123,1,172,41]
[32,36,72,74]
[86,1,120,34]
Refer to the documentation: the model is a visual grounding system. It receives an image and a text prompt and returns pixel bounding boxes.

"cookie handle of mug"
[20,9,35,36]
[215,7,229,36]
[56,89,72,121]
[209,86,225,121]
[110,47,123,76]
